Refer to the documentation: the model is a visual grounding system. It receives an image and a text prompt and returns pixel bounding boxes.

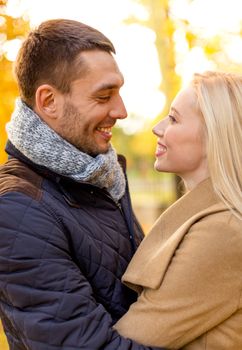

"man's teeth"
[97,127,112,133]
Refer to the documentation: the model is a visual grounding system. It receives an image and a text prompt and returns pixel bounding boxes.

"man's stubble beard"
[57,102,103,157]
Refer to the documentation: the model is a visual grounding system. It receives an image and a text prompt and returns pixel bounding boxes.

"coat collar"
[122,178,227,292]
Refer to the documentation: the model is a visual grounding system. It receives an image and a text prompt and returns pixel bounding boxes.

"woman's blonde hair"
[192,71,242,219]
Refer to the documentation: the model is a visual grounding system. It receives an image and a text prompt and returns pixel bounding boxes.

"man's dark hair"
[14,19,116,106]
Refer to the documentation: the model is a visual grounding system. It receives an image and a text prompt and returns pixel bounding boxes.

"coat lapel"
[122,179,226,291]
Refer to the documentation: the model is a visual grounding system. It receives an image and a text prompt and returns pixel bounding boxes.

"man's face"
[55,50,127,156]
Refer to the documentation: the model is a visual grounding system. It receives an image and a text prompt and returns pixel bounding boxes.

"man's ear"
[34,84,61,122]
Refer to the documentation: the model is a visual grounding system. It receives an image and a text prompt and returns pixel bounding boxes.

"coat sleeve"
[0,192,163,350]
[114,217,242,349]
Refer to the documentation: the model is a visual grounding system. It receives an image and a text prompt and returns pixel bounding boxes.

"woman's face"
[152,86,209,189]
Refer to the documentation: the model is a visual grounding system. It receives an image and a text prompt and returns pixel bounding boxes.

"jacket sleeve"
[114,218,242,349]
[0,192,164,350]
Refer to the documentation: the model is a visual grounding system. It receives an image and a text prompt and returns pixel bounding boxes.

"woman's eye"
[168,114,176,123]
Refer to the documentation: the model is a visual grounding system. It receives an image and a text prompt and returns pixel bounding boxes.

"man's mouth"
[96,126,113,141]
[96,127,112,134]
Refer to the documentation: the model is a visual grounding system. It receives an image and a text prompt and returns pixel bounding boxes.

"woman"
[114,71,242,349]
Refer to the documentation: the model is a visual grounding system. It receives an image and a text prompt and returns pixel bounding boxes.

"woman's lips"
[155,143,167,157]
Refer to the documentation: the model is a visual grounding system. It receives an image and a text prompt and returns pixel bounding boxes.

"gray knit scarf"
[6,98,126,202]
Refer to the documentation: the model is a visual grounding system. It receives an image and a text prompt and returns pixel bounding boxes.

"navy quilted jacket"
[0,143,163,350]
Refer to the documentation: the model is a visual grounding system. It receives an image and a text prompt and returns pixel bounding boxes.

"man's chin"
[86,144,111,157]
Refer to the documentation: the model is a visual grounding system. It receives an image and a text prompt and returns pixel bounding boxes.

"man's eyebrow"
[94,78,125,93]
[95,83,118,91]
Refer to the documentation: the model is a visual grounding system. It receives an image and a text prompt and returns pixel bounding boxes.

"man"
[0,19,163,350]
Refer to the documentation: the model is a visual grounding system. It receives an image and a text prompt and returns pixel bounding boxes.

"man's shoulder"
[0,157,43,200]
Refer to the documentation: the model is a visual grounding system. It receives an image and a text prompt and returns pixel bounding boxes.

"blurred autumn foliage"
[0,0,29,163]
[0,322,8,349]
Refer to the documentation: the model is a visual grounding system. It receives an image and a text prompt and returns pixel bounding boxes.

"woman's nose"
[152,117,168,136]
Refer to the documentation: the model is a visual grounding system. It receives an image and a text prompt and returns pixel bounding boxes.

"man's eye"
[97,96,110,102]
[168,114,176,123]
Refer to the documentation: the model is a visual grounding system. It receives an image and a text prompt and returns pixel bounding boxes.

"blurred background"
[1,0,242,347]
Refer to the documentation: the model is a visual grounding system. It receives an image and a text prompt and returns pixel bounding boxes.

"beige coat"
[114,179,242,349]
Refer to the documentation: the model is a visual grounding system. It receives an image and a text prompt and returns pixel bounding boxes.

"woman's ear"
[34,84,61,123]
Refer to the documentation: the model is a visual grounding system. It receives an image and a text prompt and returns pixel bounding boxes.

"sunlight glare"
[225,37,242,64]
[3,38,22,61]
[175,46,216,86]
[171,0,242,37]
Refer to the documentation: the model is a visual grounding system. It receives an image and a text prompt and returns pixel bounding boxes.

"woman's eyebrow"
[170,106,182,116]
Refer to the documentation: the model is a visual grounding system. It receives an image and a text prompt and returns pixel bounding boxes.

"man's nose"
[109,96,128,120]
